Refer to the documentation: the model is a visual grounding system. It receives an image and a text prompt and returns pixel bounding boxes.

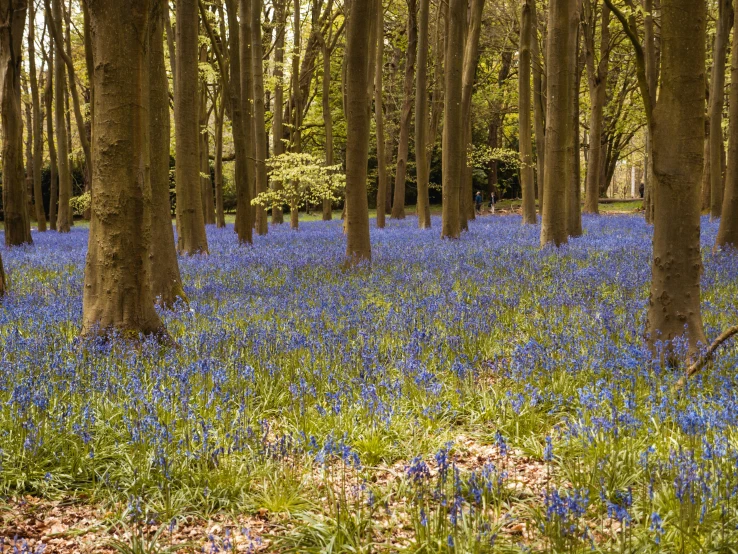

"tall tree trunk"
[345,0,376,262]
[716,0,738,249]
[520,0,537,224]
[199,69,215,225]
[45,45,59,231]
[541,0,572,246]
[568,20,583,237]
[271,0,285,224]
[583,0,609,214]
[51,0,70,232]
[0,0,32,246]
[252,0,269,234]
[460,0,485,226]
[441,0,464,239]
[415,0,431,228]
[646,0,706,355]
[215,95,226,228]
[175,0,208,254]
[28,1,45,231]
[226,0,253,242]
[391,0,417,220]
[532,0,546,213]
[701,115,711,211]
[289,0,301,230]
[150,0,185,307]
[709,0,732,220]
[24,84,34,223]
[642,0,658,224]
[82,0,165,337]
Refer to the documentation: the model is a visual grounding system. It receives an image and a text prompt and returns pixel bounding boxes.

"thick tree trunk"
[716,0,738,249]
[271,0,285,225]
[415,0,431,228]
[214,97,226,228]
[583,1,609,214]
[252,0,269,234]
[532,0,546,213]
[709,0,732,220]
[28,1,45,231]
[175,0,208,254]
[0,0,32,246]
[441,0,464,239]
[541,0,572,246]
[82,0,165,337]
[149,0,185,307]
[520,0,537,224]
[646,0,706,355]
[391,0,417,220]
[344,0,376,263]
[568,24,583,238]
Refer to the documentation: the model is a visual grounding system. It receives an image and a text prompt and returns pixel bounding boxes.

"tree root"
[674,324,738,391]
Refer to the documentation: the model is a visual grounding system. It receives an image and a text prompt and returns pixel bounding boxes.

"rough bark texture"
[709,0,732,220]
[0,0,32,246]
[583,1,609,214]
[540,0,572,246]
[415,0,431,228]
[28,2,45,231]
[271,0,285,225]
[82,0,165,337]
[175,0,208,254]
[344,0,375,262]
[252,0,268,234]
[716,0,738,249]
[441,0,464,239]
[646,0,706,355]
[519,0,537,224]
[149,0,185,307]
[51,0,71,232]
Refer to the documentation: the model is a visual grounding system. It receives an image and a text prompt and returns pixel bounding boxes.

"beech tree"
[519,0,536,224]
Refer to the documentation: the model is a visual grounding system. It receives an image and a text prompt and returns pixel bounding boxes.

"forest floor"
[1,213,737,553]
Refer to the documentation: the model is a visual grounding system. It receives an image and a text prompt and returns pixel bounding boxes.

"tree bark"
[391,0,417,220]
[82,0,165,337]
[532,0,546,213]
[0,0,32,246]
[540,0,572,246]
[415,0,431,228]
[45,43,59,231]
[289,0,300,230]
[50,0,69,233]
[150,0,186,307]
[441,0,464,239]
[709,0,732,220]
[252,0,269,234]
[520,0,537,224]
[322,18,334,221]
[271,0,285,224]
[583,0,609,214]
[716,0,738,249]
[214,94,226,228]
[198,46,215,226]
[28,1,45,231]
[646,0,706,355]
[344,0,376,263]
[568,18,583,237]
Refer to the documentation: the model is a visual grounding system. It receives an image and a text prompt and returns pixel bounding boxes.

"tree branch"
[675,325,738,390]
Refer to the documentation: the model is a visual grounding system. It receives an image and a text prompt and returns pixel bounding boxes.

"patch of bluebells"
[1,215,738,549]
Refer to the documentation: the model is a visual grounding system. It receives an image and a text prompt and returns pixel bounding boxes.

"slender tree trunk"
[45,45,59,231]
[716,0,738,249]
[289,0,301,230]
[541,0,572,246]
[709,0,732,220]
[583,1,609,214]
[441,0,464,238]
[568,20,583,237]
[271,0,285,224]
[150,0,185,307]
[520,0,536,224]
[215,95,226,228]
[391,0,417,219]
[375,1,389,228]
[460,0,485,227]
[50,0,70,233]
[0,0,32,246]
[345,0,376,262]
[415,0,431,228]
[642,0,657,224]
[322,31,334,221]
[24,84,34,223]
[252,0,269,234]
[28,1,45,231]
[701,116,711,211]
[82,0,165,337]
[198,68,215,225]
[532,0,546,213]
[646,0,706,355]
